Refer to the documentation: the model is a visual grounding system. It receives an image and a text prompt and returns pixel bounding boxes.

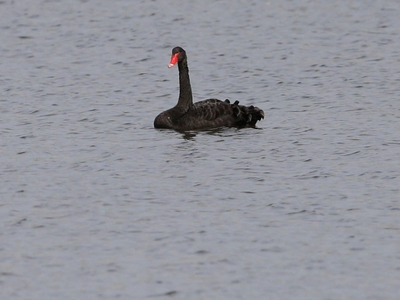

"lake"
[1,0,399,299]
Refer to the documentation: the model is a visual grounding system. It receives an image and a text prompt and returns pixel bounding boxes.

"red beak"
[168,52,179,68]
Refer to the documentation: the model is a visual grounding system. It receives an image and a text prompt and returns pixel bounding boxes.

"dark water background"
[1,0,400,299]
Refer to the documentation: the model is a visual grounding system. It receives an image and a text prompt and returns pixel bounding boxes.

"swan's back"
[155,99,264,131]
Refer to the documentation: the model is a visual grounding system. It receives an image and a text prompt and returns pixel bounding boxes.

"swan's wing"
[192,99,233,121]
[178,98,263,129]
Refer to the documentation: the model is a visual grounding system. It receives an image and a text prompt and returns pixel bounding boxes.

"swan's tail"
[225,99,265,127]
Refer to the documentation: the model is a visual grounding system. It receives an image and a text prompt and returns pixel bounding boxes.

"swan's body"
[154,47,264,131]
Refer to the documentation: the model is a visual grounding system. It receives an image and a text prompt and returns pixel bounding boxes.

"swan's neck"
[176,58,193,110]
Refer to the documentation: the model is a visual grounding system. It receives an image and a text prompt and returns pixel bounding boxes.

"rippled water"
[1,0,400,299]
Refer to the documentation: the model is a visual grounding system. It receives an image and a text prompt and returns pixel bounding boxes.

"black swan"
[154,47,264,131]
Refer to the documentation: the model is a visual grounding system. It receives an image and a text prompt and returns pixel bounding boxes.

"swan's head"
[168,46,186,68]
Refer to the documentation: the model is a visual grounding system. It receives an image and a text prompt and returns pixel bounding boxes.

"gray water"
[1,0,400,299]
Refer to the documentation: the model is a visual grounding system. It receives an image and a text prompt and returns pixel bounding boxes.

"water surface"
[1,0,400,299]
